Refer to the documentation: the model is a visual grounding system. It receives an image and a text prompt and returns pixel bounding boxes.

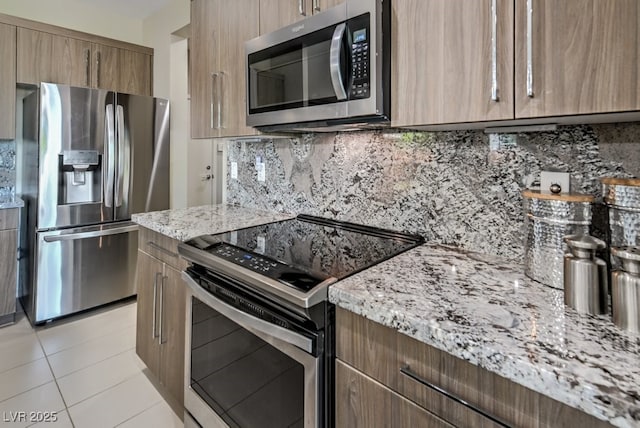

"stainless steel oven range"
[178,215,423,428]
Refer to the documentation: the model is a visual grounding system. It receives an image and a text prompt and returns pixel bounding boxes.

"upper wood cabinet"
[514,0,640,118]
[394,0,640,127]
[392,0,515,127]
[0,23,16,140]
[15,25,152,96]
[17,28,91,88]
[259,0,342,34]
[190,0,259,138]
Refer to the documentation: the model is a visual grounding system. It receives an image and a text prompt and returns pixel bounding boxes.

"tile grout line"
[32,326,75,428]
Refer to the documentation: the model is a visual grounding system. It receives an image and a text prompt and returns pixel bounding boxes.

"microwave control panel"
[350,17,370,99]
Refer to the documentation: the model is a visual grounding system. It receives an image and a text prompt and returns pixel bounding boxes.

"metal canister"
[601,178,640,268]
[523,190,594,289]
[563,235,608,314]
[610,246,640,333]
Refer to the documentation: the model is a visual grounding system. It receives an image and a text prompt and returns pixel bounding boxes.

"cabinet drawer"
[0,209,19,231]
[336,308,612,428]
[138,226,188,271]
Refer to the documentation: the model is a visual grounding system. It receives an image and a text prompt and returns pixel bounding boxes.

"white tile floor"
[0,301,182,428]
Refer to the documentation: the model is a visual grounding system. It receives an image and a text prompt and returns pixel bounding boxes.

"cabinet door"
[135,250,162,378]
[259,0,311,34]
[119,49,152,96]
[0,229,17,318]
[17,28,91,87]
[336,360,453,428]
[158,263,186,408]
[0,24,16,140]
[314,0,341,13]
[218,0,259,137]
[190,0,219,138]
[91,43,119,91]
[391,0,514,127]
[515,0,640,117]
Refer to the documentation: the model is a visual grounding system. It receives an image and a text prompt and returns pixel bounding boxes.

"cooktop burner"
[182,214,424,294]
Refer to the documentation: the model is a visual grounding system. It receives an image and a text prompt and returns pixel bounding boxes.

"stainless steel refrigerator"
[18,82,170,324]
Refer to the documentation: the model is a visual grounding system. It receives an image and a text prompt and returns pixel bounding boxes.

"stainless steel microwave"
[245,0,390,132]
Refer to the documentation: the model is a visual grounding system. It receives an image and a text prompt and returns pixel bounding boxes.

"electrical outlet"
[257,162,266,182]
[230,162,238,180]
[540,171,570,194]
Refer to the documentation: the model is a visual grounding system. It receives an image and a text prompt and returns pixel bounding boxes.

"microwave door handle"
[330,23,348,101]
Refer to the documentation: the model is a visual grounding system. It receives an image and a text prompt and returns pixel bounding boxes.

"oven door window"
[190,297,305,427]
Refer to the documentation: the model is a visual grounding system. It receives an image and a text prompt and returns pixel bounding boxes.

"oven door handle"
[183,272,314,354]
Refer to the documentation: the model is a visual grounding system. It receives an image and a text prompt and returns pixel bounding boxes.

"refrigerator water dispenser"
[59,150,101,204]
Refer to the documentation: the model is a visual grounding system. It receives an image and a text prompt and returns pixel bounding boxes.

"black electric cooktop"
[182,214,424,293]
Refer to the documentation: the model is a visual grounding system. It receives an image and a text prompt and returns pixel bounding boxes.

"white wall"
[0,0,144,44]
[142,0,190,208]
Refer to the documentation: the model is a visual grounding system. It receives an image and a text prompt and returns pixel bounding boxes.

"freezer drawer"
[30,222,138,323]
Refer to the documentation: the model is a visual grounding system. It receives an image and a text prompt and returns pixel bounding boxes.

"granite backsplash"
[0,141,16,195]
[227,124,640,261]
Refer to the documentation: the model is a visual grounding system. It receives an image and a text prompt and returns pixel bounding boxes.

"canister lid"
[611,246,640,274]
[564,234,606,251]
[522,189,594,203]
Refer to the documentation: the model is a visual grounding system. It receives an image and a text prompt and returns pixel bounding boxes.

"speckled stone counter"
[0,196,24,210]
[131,204,294,241]
[329,244,640,428]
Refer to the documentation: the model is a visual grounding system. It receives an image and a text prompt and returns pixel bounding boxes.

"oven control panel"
[211,243,322,292]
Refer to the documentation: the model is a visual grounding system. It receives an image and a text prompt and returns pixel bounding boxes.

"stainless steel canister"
[523,190,594,289]
[563,235,608,314]
[610,246,640,333]
[601,178,640,268]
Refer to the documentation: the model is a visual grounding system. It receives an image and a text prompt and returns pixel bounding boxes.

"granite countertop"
[131,204,295,241]
[329,244,640,428]
[0,196,24,209]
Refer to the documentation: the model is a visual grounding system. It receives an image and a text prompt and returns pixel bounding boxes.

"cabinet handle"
[158,274,167,345]
[146,241,179,259]
[152,272,162,339]
[526,0,534,97]
[218,71,224,129]
[211,73,218,129]
[96,51,101,88]
[399,366,511,427]
[298,0,307,16]
[490,0,499,101]
[313,0,320,13]
[84,49,90,87]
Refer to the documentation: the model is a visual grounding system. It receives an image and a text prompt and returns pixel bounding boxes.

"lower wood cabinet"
[335,307,612,428]
[136,227,187,417]
[0,208,19,326]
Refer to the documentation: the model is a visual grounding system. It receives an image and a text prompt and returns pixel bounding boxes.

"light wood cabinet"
[136,227,187,417]
[335,307,613,428]
[0,23,16,140]
[259,0,342,34]
[514,0,640,118]
[190,0,258,138]
[14,20,152,96]
[17,28,91,88]
[392,0,515,127]
[0,209,19,327]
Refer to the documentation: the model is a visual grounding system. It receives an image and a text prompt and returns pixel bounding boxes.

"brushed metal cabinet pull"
[217,71,225,129]
[526,0,534,97]
[96,51,101,88]
[298,0,307,16]
[158,273,165,345]
[210,72,219,129]
[152,272,162,339]
[490,0,499,101]
[313,0,320,13]
[400,366,511,427]
[84,49,90,86]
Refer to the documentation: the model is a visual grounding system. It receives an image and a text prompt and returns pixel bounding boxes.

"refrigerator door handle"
[115,104,126,208]
[104,104,115,208]
[43,224,138,242]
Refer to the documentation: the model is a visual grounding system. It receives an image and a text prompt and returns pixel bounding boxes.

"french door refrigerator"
[18,83,170,324]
